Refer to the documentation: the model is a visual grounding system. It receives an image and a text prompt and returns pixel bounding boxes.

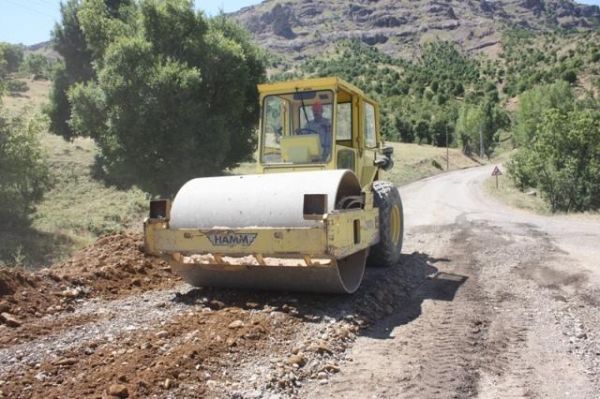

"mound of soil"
[0,232,179,328]
[0,267,69,326]
[51,232,179,299]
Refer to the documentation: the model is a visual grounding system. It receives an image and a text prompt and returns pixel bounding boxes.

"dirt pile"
[0,267,73,328]
[51,232,179,299]
[0,233,178,329]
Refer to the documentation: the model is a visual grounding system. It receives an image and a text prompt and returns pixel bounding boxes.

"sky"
[0,0,263,45]
[1,0,600,45]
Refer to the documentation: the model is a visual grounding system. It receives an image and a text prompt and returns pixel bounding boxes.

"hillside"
[24,40,60,61]
[231,0,600,60]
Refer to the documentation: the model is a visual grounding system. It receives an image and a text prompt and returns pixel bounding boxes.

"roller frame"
[144,196,379,293]
[146,205,378,258]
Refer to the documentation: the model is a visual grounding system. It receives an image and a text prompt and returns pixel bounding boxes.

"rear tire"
[367,180,404,267]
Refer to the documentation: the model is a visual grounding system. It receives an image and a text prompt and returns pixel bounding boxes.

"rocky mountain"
[230,0,600,60]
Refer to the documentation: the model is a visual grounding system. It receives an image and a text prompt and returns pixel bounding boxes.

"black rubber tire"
[367,180,404,268]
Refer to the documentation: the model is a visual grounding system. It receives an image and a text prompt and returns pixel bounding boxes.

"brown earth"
[49,232,179,298]
[0,233,177,325]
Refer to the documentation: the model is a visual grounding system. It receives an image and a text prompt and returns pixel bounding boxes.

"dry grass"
[483,174,551,215]
[1,78,51,114]
[381,142,483,187]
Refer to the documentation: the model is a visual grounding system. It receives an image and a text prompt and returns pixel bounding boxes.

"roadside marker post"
[492,166,502,189]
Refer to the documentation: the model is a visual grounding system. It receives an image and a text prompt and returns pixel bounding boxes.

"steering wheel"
[296,127,318,135]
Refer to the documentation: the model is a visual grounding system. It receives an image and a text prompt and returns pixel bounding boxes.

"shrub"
[508,106,600,212]
[20,54,52,80]
[562,69,577,84]
[0,110,51,226]
[5,79,29,94]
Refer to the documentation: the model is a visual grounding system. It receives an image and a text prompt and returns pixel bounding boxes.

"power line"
[1,0,56,18]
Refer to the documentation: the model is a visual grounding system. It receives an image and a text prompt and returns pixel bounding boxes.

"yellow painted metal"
[325,207,379,258]
[280,134,322,163]
[150,225,327,257]
[256,77,385,181]
[257,77,368,99]
[144,219,167,256]
[144,206,378,261]
[143,76,400,293]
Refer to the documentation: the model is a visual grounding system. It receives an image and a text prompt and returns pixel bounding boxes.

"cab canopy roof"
[258,77,376,104]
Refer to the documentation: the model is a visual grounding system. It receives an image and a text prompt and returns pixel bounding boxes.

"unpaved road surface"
[1,165,599,398]
[307,165,600,399]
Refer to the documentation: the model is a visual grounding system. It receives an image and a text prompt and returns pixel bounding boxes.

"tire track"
[305,221,564,399]
[394,223,490,399]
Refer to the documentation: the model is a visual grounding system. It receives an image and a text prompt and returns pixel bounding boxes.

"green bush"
[20,54,52,80]
[562,69,577,84]
[5,79,29,94]
[0,110,51,226]
[0,43,24,77]
[514,81,573,147]
[508,103,600,212]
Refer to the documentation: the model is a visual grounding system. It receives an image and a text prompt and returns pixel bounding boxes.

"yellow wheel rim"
[390,205,401,244]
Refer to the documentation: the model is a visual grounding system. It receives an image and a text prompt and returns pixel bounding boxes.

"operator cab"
[258,77,386,187]
[262,90,334,164]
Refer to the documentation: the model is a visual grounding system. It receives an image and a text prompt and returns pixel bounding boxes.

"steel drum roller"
[170,170,362,229]
[168,170,368,293]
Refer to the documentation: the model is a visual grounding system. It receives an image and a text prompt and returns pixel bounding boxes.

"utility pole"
[479,124,484,158]
[445,124,449,170]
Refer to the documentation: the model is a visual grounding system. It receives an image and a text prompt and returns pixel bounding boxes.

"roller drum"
[171,250,368,294]
[168,170,368,294]
[170,170,361,229]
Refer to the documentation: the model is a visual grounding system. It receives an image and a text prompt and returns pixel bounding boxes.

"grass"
[381,142,483,186]
[1,79,150,268]
[32,134,149,251]
[1,78,51,114]
[483,174,551,215]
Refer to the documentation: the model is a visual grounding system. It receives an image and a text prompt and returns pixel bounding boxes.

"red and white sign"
[492,166,502,176]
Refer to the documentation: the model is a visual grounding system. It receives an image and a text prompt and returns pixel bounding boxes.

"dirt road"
[1,165,599,398]
[306,165,600,398]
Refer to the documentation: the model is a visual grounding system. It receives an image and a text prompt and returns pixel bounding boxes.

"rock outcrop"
[230,0,600,60]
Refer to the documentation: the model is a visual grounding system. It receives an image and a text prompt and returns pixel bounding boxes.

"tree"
[515,81,573,147]
[68,0,265,194]
[395,117,414,143]
[47,0,131,140]
[415,120,430,144]
[20,54,51,80]
[0,43,24,77]
[0,109,51,226]
[455,100,507,156]
[431,117,454,147]
[456,104,482,155]
[508,107,600,212]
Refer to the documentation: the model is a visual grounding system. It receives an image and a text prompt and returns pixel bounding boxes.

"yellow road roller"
[144,77,403,294]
